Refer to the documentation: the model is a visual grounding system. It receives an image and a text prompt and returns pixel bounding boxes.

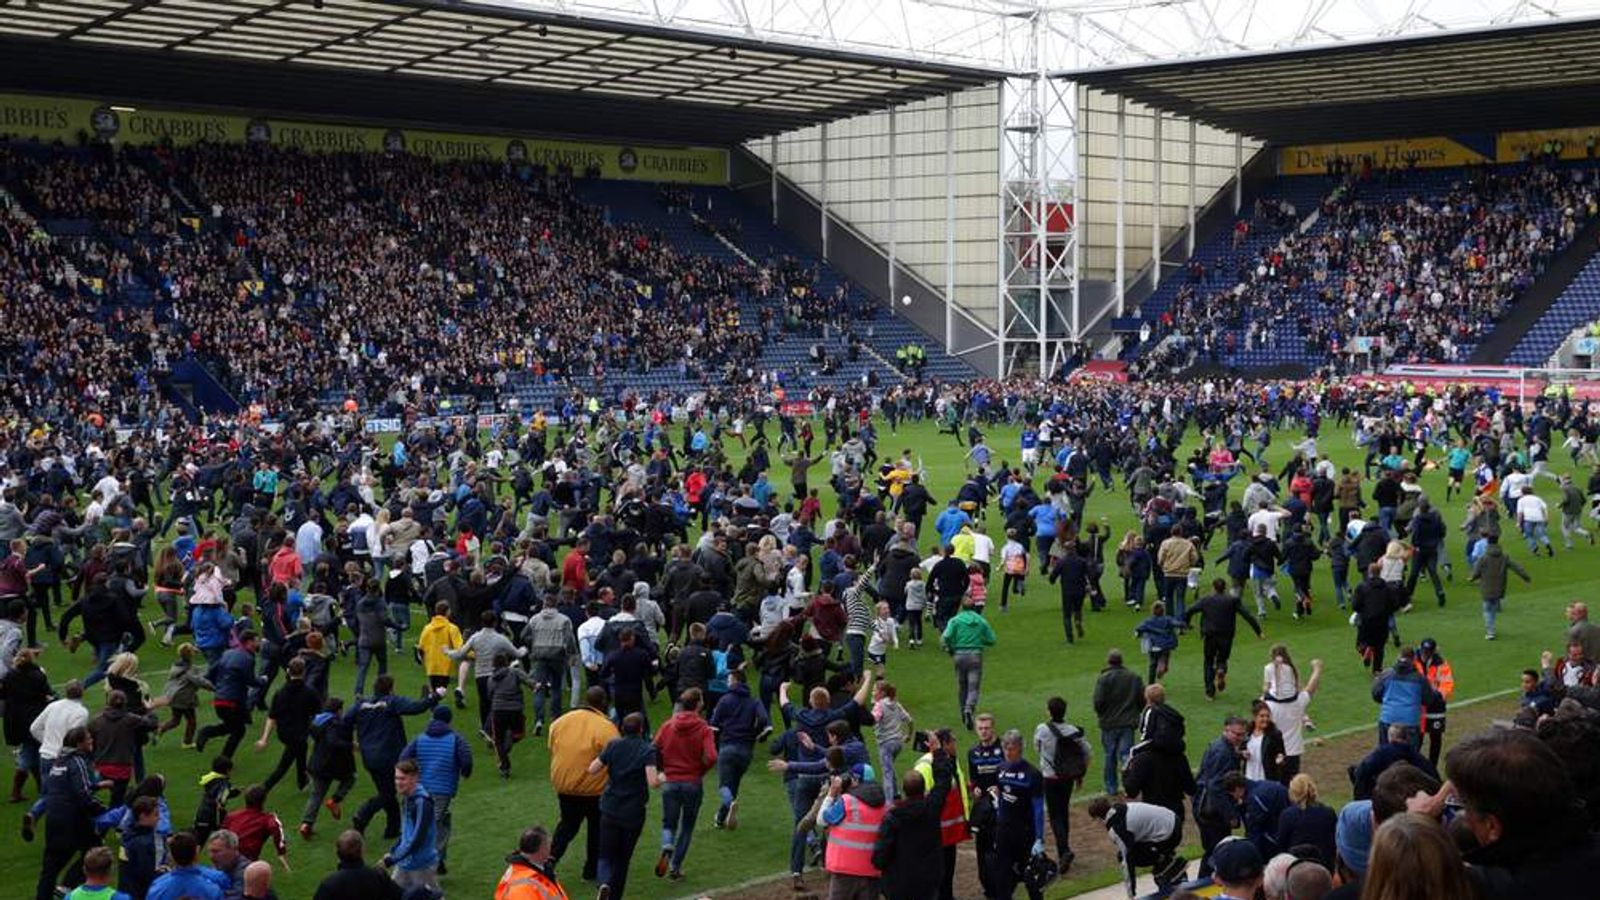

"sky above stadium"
[479,0,1600,71]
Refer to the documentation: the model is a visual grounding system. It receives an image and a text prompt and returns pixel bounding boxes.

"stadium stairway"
[1120,175,1333,364]
[1479,215,1600,366]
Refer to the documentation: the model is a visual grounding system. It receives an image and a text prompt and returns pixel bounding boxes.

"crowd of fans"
[1140,159,1599,374]
[4,134,1600,900]
[1,139,883,428]
[0,365,1592,900]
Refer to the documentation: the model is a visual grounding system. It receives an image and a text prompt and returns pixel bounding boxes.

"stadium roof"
[1056,16,1600,144]
[0,0,1007,145]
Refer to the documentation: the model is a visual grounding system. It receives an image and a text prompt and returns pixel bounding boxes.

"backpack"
[1047,723,1088,782]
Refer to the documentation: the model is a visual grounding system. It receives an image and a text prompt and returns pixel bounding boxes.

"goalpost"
[1517,366,1600,405]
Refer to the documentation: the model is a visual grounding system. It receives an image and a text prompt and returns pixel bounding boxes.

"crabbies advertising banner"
[0,92,728,184]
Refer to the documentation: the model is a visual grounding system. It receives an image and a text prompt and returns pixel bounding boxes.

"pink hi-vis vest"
[824,793,886,877]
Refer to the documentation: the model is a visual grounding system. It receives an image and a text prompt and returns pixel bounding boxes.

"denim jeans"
[1522,520,1551,553]
[716,742,753,815]
[1162,576,1189,619]
[786,775,824,874]
[1101,726,1134,795]
[81,641,120,688]
[531,657,565,725]
[1378,505,1397,538]
[387,601,411,650]
[660,781,704,872]
[844,632,866,676]
[354,644,387,696]
[1483,597,1502,637]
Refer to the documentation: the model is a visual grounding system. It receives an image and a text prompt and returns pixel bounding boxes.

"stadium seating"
[1506,254,1600,367]
[1127,161,1597,372]
[0,139,976,423]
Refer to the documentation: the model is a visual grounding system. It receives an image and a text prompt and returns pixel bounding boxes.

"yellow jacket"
[416,615,464,677]
[548,707,619,797]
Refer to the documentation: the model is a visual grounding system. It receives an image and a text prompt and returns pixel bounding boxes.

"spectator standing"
[494,825,567,900]
[310,831,400,900]
[1193,715,1248,878]
[35,726,105,900]
[145,831,226,900]
[1092,650,1144,795]
[1033,696,1091,868]
[991,728,1047,900]
[872,738,954,900]
[1263,657,1323,780]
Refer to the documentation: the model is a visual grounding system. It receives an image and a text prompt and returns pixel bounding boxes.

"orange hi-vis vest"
[495,859,570,900]
[824,793,887,877]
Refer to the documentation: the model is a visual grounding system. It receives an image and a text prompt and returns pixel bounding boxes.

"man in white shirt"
[1246,506,1291,544]
[92,473,121,507]
[1516,490,1554,557]
[970,528,995,578]
[30,680,88,763]
[1264,658,1323,780]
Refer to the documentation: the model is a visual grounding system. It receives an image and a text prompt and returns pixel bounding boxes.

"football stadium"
[0,2,1599,899]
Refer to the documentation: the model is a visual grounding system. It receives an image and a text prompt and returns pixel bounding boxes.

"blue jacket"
[43,750,104,850]
[1373,664,1435,727]
[709,683,770,746]
[400,720,473,798]
[1134,615,1184,652]
[347,692,439,770]
[1242,778,1291,855]
[146,865,228,900]
[207,648,257,706]
[1193,736,1241,820]
[190,605,234,652]
[785,737,868,776]
[390,786,439,872]
[495,574,537,619]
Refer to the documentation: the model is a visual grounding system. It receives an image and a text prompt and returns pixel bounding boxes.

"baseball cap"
[1212,837,1263,883]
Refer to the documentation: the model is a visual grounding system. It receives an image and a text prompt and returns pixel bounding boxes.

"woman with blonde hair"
[1273,772,1337,868]
[1360,813,1479,900]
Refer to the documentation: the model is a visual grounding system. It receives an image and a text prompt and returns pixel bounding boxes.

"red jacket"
[222,806,286,860]
[653,711,717,783]
[561,551,588,592]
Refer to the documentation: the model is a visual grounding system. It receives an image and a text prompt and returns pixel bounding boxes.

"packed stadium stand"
[0,140,978,422]
[1126,159,1600,374]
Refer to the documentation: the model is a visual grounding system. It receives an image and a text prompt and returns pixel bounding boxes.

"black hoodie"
[873,751,953,899]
